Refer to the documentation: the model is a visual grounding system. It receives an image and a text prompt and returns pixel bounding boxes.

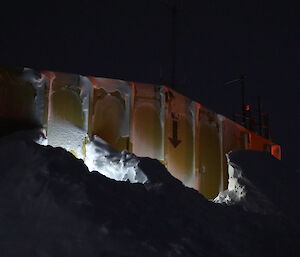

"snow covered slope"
[0,132,298,257]
[215,150,300,219]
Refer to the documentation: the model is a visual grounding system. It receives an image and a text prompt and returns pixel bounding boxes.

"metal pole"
[171,4,177,90]
[241,75,246,126]
[224,74,247,127]
[257,96,262,136]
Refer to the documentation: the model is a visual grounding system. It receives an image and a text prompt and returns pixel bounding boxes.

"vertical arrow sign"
[169,114,181,148]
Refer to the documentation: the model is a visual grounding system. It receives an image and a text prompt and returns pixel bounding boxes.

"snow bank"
[0,133,299,257]
[215,150,300,221]
[12,129,147,184]
[85,135,147,183]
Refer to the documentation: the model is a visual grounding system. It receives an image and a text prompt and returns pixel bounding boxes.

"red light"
[245,105,250,111]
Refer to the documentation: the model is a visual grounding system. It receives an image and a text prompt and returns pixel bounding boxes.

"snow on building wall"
[88,77,131,152]
[0,66,281,199]
[42,71,90,159]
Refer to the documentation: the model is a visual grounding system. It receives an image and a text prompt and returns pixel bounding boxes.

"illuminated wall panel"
[88,77,131,152]
[196,105,222,199]
[45,72,90,159]
[0,67,47,134]
[130,82,164,161]
[164,87,196,188]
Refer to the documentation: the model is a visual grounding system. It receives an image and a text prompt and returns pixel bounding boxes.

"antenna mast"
[224,74,247,127]
[161,0,182,89]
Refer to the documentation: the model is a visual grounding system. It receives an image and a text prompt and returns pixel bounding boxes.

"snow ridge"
[85,135,147,183]
[214,153,276,215]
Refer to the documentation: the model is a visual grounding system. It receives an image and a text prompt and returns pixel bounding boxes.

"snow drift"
[85,135,147,183]
[0,132,298,257]
[215,151,300,220]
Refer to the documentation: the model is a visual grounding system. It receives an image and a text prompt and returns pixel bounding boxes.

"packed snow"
[28,128,147,184]
[85,135,147,183]
[0,130,299,257]
[215,150,300,218]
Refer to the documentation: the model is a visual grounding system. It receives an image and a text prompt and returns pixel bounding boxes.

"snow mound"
[215,150,300,220]
[85,135,147,183]
[10,129,147,184]
[0,133,299,257]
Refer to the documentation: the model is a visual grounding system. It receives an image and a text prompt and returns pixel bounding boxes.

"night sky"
[0,0,299,169]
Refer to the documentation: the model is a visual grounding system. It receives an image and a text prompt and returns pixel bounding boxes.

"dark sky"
[0,0,299,169]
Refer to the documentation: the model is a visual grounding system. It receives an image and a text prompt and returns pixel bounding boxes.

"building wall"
[0,67,281,199]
